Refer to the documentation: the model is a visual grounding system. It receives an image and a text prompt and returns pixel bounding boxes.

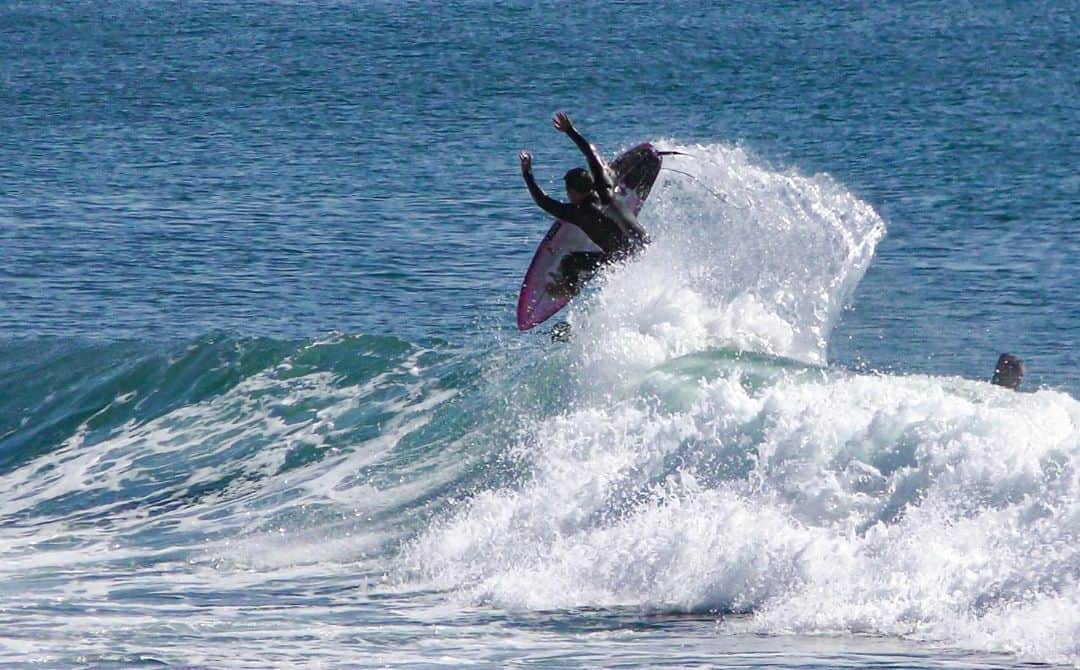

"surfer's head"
[991,353,1024,391]
[564,167,594,204]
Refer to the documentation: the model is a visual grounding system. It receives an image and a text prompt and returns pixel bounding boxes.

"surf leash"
[656,150,748,207]
[659,166,737,205]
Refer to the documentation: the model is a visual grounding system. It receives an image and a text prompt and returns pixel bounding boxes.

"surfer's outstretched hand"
[552,112,574,134]
[518,150,532,174]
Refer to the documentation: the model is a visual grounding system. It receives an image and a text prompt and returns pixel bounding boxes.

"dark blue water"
[4,0,1076,389]
[1,2,1077,667]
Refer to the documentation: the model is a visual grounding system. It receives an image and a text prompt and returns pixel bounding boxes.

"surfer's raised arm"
[552,112,614,198]
[519,150,576,221]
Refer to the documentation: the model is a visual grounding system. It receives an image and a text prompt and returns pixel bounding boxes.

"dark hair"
[564,167,594,194]
[991,353,1024,390]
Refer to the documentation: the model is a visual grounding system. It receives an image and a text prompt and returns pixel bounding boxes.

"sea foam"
[404,145,1080,665]
[566,142,884,383]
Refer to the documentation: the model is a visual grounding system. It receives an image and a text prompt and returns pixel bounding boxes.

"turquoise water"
[2,2,1078,667]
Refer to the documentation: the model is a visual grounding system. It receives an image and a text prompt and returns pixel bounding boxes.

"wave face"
[2,146,1076,667]
[0,334,494,573]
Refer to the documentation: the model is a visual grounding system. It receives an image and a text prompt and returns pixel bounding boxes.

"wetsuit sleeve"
[523,170,577,222]
[565,127,615,201]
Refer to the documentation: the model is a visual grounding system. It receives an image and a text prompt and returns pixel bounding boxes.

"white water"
[568,142,884,383]
[404,145,1080,666]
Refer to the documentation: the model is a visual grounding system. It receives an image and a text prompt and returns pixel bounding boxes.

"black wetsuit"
[523,128,649,294]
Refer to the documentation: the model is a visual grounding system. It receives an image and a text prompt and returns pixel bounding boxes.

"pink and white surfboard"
[516,143,663,331]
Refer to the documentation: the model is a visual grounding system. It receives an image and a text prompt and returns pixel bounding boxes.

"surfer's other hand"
[552,112,574,134]
[518,150,532,174]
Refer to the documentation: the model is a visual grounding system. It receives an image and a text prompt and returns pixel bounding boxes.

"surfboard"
[516,143,663,331]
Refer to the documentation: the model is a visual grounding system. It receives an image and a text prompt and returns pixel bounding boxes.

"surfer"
[519,112,649,297]
[991,353,1024,391]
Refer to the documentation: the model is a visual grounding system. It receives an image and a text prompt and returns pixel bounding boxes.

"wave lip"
[567,142,885,386]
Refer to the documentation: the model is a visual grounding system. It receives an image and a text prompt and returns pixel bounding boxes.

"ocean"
[1,1,1077,667]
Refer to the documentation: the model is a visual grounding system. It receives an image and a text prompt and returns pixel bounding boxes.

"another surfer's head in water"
[991,353,1024,391]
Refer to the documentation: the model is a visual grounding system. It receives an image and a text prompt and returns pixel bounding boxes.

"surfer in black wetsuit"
[519,112,649,297]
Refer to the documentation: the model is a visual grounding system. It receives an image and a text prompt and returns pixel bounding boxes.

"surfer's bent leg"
[551,252,605,297]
